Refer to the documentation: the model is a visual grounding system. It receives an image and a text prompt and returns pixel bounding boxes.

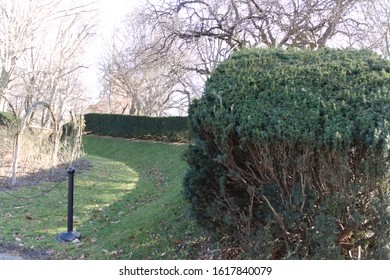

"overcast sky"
[97,0,140,37]
[82,0,142,99]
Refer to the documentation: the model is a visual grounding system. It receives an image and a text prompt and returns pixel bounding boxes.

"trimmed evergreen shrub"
[183,48,390,259]
[84,113,189,142]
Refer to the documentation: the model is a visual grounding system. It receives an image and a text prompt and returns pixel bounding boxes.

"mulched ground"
[0,159,91,191]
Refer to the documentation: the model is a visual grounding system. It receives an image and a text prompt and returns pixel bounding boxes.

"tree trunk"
[10,132,21,186]
[0,97,8,112]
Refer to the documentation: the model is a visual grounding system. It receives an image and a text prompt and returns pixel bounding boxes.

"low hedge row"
[84,113,190,142]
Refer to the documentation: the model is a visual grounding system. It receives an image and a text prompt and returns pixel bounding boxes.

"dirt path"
[0,253,24,260]
[0,243,55,260]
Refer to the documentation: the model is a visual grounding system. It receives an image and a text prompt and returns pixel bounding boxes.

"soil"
[0,242,56,260]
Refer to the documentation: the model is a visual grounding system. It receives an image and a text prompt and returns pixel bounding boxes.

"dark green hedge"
[84,113,189,142]
[184,48,390,259]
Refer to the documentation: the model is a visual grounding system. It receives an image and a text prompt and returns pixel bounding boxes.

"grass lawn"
[0,135,206,259]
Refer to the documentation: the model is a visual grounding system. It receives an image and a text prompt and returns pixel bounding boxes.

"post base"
[57,231,81,243]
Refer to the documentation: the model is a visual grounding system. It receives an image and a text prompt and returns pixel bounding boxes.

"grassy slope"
[0,135,205,259]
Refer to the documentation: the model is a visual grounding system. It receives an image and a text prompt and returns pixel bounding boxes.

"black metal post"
[57,167,81,242]
[67,167,75,232]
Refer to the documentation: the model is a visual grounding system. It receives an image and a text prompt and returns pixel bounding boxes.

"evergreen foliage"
[0,111,18,127]
[184,48,390,259]
[84,113,189,142]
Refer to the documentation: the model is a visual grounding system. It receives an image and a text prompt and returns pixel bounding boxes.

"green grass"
[0,135,206,259]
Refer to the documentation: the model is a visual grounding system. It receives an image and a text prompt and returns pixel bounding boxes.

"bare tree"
[99,8,197,116]
[144,0,368,51]
[356,0,390,59]
[0,0,96,186]
[0,0,44,110]
[10,102,56,186]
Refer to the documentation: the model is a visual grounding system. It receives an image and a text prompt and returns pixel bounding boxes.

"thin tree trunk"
[10,132,21,186]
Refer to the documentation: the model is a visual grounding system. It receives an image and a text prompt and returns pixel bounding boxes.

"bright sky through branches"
[83,0,141,100]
